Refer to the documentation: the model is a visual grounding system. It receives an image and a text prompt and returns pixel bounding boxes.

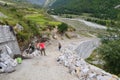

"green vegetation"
[98,19,120,76]
[25,14,61,26]
[98,40,120,75]
[57,22,68,34]
[0,0,120,76]
[0,1,61,48]
[51,0,120,76]
[85,18,116,27]
[86,15,120,76]
[0,6,40,40]
[50,0,120,20]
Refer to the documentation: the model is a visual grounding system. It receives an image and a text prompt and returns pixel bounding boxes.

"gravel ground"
[0,38,87,80]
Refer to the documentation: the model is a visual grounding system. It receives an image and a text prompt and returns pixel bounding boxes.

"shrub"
[58,22,68,34]
[98,40,120,75]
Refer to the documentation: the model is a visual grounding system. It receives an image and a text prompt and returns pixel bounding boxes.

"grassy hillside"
[0,1,61,49]
[25,14,61,26]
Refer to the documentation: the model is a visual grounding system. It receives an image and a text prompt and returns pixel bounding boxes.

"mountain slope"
[26,0,56,7]
[44,0,56,7]
[3,0,46,6]
[2,0,56,7]
[0,0,61,48]
[49,0,120,19]
[26,0,46,5]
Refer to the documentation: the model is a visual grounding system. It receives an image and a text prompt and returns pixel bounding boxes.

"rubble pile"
[22,49,41,58]
[58,48,119,80]
[61,39,100,59]
[0,46,17,73]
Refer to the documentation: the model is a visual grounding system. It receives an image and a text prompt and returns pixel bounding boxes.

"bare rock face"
[14,24,24,32]
[0,25,21,57]
[0,25,21,73]
[58,39,119,80]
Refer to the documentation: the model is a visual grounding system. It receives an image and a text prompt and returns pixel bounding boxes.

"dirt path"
[0,38,90,80]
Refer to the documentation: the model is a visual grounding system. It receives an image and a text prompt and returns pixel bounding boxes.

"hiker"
[58,42,62,51]
[28,42,35,54]
[39,41,46,56]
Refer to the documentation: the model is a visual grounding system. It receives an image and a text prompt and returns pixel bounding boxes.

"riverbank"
[51,15,107,29]
[51,15,107,37]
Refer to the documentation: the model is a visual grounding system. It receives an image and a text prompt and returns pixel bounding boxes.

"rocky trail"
[0,38,89,80]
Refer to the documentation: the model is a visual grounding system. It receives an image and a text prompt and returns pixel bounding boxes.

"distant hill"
[49,0,120,19]
[44,0,56,7]
[26,0,56,7]
[2,0,48,6]
[26,0,46,5]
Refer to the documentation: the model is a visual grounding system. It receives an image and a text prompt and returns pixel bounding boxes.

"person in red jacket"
[39,41,46,56]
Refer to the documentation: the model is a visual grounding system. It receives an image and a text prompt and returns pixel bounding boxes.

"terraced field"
[25,14,61,26]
